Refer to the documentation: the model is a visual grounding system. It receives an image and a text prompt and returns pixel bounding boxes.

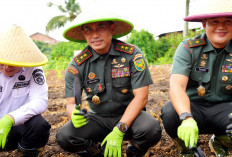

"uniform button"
[105,67,108,70]
[109,99,112,103]
[107,83,110,86]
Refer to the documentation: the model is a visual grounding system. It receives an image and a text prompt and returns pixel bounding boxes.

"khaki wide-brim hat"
[0,25,48,67]
[63,6,134,42]
[184,0,232,22]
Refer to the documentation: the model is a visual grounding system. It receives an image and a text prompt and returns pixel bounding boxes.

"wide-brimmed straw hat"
[0,25,48,67]
[184,0,232,22]
[63,5,134,42]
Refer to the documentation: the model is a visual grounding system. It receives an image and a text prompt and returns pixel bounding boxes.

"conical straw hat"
[184,0,232,22]
[63,4,134,42]
[0,25,48,67]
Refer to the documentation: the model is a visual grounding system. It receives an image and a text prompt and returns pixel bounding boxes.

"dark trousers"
[3,115,51,151]
[56,111,162,153]
[161,100,232,138]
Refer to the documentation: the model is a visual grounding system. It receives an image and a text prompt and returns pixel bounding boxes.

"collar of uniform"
[89,41,121,62]
[224,40,232,53]
[201,35,215,53]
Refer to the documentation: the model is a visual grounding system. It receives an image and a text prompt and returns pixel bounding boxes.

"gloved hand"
[177,119,198,148]
[0,115,14,149]
[226,113,232,139]
[71,108,87,128]
[101,127,124,157]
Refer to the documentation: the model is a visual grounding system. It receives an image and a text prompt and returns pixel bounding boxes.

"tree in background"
[127,29,157,63]
[46,0,81,33]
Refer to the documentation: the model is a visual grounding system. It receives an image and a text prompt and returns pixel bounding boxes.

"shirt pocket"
[220,73,232,94]
[189,70,211,92]
[112,77,133,101]
[12,87,30,98]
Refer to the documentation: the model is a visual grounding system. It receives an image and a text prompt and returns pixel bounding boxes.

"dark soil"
[0,65,218,157]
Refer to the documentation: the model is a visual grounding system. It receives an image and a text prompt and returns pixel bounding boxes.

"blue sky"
[0,0,202,41]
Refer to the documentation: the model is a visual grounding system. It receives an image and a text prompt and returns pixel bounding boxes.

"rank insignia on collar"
[116,43,135,54]
[74,49,92,65]
[187,38,206,47]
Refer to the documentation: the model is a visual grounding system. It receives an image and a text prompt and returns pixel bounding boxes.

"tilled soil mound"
[0,65,217,157]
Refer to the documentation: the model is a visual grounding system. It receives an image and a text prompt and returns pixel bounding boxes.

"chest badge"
[92,95,100,105]
[121,58,126,63]
[222,76,229,82]
[201,54,208,60]
[197,85,205,97]
[18,75,25,81]
[111,59,118,64]
[88,72,96,79]
[200,61,206,67]
[114,64,124,68]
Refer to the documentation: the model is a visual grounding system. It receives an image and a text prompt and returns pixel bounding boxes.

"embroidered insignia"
[114,64,124,68]
[133,54,143,61]
[88,72,96,79]
[67,66,78,75]
[112,67,130,78]
[86,87,92,93]
[13,81,30,89]
[134,58,145,71]
[0,86,2,92]
[18,75,25,81]
[201,54,208,59]
[74,49,92,65]
[226,85,232,90]
[116,43,135,54]
[111,59,118,64]
[200,61,206,67]
[97,84,103,92]
[187,38,206,47]
[121,58,126,63]
[222,76,228,82]
[32,69,45,85]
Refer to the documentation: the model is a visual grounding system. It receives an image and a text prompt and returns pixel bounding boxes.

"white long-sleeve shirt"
[0,67,48,125]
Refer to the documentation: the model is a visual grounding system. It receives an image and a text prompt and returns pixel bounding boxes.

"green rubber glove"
[71,109,87,128]
[101,127,125,157]
[177,119,198,148]
[0,115,14,149]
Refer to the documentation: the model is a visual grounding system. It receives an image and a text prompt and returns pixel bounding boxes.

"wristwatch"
[116,122,128,133]
[179,112,193,122]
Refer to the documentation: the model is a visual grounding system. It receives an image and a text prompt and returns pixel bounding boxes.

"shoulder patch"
[116,43,135,54]
[67,66,78,75]
[74,49,92,65]
[187,38,206,47]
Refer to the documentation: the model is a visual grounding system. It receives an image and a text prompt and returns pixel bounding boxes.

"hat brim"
[184,12,232,22]
[0,59,48,67]
[63,18,134,43]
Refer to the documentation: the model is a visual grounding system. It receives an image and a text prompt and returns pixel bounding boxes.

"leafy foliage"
[33,40,51,55]
[43,41,87,70]
[46,0,81,32]
[127,28,205,65]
